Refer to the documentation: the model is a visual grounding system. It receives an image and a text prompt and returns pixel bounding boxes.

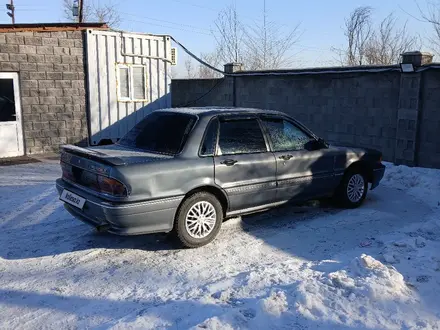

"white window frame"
[116,63,148,102]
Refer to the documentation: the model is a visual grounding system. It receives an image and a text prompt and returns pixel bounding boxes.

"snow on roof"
[158,106,284,116]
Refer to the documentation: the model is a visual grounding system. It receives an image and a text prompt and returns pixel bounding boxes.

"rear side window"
[200,118,219,156]
[118,112,197,155]
[218,119,267,155]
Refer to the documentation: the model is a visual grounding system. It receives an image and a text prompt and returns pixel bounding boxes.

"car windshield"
[118,111,197,155]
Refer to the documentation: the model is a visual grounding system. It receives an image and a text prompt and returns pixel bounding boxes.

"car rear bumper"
[371,163,386,190]
[56,179,182,235]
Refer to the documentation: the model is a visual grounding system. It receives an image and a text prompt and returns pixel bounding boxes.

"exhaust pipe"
[96,224,110,232]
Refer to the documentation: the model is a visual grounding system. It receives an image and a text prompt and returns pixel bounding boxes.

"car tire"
[174,192,223,248]
[335,169,368,208]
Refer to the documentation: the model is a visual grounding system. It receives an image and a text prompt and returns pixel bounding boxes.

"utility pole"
[6,0,15,24]
[78,0,84,23]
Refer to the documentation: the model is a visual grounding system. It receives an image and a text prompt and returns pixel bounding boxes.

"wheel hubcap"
[347,174,365,203]
[185,201,217,239]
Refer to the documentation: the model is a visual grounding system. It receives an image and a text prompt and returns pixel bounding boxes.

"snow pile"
[189,290,292,330]
[378,216,440,317]
[191,311,245,330]
[294,253,440,329]
[328,254,410,302]
[382,162,440,208]
[258,290,288,317]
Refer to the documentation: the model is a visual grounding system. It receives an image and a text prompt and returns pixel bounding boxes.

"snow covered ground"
[0,161,439,329]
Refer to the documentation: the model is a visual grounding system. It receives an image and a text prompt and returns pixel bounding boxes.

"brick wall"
[0,31,87,154]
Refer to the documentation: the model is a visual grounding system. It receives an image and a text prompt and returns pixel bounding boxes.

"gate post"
[395,52,433,166]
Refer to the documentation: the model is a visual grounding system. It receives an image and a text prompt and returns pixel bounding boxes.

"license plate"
[60,189,86,209]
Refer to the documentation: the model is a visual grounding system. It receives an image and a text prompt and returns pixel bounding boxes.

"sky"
[1,0,437,76]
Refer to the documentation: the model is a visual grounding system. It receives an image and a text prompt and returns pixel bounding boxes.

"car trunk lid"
[60,144,173,196]
[61,144,173,167]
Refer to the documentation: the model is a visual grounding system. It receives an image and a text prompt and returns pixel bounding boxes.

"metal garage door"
[0,72,24,158]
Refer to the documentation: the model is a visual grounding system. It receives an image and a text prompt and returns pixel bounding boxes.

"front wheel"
[335,170,368,208]
[174,192,223,248]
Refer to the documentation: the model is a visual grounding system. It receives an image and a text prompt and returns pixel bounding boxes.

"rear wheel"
[174,192,223,248]
[335,170,368,208]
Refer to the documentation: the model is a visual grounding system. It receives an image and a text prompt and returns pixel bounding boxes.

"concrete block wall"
[171,66,440,168]
[0,31,87,154]
[395,75,421,166]
[419,70,440,168]
[235,72,400,161]
[171,78,233,107]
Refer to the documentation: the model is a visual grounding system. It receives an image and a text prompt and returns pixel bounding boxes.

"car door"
[214,116,277,212]
[260,116,337,202]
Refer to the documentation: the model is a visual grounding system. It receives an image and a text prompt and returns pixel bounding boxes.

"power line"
[167,0,292,27]
[119,11,213,33]
[169,35,224,74]
[168,0,219,13]
[13,9,48,12]
[121,18,214,36]
[119,13,329,52]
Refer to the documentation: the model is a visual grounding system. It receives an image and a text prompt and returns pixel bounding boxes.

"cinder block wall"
[0,31,87,154]
[235,72,400,161]
[419,70,440,168]
[171,78,233,107]
[171,67,440,168]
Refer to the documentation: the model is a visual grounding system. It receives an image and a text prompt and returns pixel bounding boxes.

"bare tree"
[184,58,197,78]
[244,1,300,70]
[364,14,420,65]
[63,0,89,22]
[62,0,121,27]
[183,52,223,79]
[344,6,373,65]
[183,1,301,77]
[336,6,420,66]
[198,51,223,78]
[211,0,301,70]
[213,4,246,64]
[170,66,178,79]
[417,1,440,54]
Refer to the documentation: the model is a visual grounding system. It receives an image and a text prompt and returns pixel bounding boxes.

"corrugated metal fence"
[85,29,172,145]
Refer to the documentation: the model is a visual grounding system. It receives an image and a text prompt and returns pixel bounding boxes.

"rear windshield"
[118,111,197,155]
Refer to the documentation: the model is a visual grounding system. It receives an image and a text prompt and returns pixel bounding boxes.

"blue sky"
[2,0,436,75]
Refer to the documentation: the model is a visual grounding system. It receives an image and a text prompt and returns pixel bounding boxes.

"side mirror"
[305,138,328,151]
[317,138,329,148]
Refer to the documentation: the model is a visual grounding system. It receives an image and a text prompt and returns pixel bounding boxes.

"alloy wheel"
[185,201,217,239]
[347,174,365,203]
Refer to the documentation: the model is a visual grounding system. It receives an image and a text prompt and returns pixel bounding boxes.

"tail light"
[61,162,75,181]
[61,161,127,197]
[97,176,127,197]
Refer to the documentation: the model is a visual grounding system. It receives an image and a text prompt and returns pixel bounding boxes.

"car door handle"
[221,159,238,166]
[279,154,293,161]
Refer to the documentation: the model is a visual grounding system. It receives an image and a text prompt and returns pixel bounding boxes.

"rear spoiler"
[61,145,126,166]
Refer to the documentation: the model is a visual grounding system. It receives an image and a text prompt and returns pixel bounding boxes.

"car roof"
[156,106,287,118]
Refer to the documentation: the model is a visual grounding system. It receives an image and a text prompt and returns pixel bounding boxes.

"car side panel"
[116,157,216,202]
[214,153,277,211]
[274,149,339,201]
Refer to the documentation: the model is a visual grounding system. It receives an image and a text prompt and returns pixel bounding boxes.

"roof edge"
[233,64,401,75]
[0,22,109,33]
